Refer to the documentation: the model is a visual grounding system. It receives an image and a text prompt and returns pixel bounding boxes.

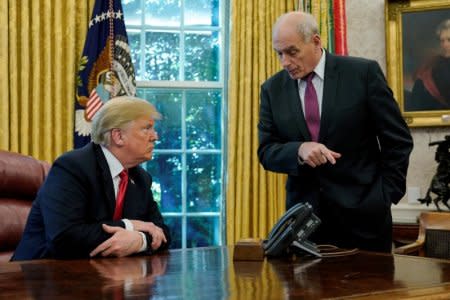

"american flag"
[85,89,103,121]
[74,0,136,148]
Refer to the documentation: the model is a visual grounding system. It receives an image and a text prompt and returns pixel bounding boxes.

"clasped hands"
[90,220,167,258]
[298,142,341,168]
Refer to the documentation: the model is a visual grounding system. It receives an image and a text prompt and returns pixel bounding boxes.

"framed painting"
[385,0,450,127]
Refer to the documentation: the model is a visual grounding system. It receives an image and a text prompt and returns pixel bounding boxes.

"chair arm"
[394,241,424,255]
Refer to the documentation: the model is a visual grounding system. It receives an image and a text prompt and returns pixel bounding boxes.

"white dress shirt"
[298,49,326,117]
[101,146,147,252]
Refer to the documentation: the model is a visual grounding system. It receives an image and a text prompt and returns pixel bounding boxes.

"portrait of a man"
[402,9,450,112]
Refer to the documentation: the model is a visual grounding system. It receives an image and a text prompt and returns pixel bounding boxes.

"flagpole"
[75,0,136,147]
[109,0,115,96]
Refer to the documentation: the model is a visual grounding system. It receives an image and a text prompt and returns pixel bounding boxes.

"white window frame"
[125,0,229,249]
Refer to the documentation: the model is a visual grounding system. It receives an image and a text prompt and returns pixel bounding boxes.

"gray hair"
[273,11,319,42]
[91,96,161,146]
[436,19,450,37]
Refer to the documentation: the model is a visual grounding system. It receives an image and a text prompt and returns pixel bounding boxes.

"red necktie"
[304,72,320,142]
[113,169,128,221]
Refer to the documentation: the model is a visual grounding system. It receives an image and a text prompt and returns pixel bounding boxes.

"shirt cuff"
[138,232,148,252]
[122,218,134,231]
[297,155,305,165]
[122,219,147,252]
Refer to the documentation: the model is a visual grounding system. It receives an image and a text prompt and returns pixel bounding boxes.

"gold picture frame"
[385,0,450,127]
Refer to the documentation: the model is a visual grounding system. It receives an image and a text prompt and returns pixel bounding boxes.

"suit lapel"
[319,52,339,142]
[93,144,116,216]
[122,168,141,219]
[285,76,311,140]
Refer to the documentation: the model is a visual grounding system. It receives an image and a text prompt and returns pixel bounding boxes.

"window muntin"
[123,0,226,249]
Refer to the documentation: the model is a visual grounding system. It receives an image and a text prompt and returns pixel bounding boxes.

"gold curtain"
[227,0,297,244]
[0,0,95,162]
[310,0,331,50]
[299,0,338,53]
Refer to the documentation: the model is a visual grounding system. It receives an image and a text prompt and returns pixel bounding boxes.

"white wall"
[346,0,445,222]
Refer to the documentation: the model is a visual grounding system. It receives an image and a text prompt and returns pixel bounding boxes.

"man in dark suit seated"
[257,11,413,252]
[12,96,170,260]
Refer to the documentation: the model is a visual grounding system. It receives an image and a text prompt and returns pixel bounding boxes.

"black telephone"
[263,202,322,257]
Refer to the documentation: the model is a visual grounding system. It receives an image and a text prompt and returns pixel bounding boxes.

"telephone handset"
[263,202,321,257]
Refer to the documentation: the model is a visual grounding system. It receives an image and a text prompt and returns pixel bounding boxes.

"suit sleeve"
[139,172,171,254]
[39,156,124,258]
[367,61,413,204]
[257,83,303,176]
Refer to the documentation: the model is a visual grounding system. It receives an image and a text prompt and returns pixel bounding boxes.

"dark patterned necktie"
[304,72,320,141]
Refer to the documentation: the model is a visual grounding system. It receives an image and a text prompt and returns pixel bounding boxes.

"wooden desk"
[1,247,450,299]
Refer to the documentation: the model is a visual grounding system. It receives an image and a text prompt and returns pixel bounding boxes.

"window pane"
[186,90,221,149]
[184,0,219,26]
[126,0,225,250]
[187,216,220,247]
[123,0,143,26]
[137,89,182,149]
[187,154,221,212]
[185,31,219,81]
[145,0,181,26]
[164,216,182,249]
[145,31,180,80]
[144,154,182,213]
[127,31,142,79]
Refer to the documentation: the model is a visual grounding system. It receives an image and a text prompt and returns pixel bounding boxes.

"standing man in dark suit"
[257,11,413,252]
[12,96,170,260]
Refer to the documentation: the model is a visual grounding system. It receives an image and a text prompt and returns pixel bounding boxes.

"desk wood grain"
[0,247,449,299]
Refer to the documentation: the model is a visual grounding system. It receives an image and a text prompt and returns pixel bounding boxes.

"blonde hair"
[91,96,161,146]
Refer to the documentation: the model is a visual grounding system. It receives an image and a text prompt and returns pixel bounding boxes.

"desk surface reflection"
[1,246,450,299]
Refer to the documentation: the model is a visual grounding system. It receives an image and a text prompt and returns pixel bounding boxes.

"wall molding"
[392,203,436,223]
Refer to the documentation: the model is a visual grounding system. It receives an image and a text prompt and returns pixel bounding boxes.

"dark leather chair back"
[0,150,50,262]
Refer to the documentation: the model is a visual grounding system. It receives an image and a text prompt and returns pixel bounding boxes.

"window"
[123,0,227,249]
